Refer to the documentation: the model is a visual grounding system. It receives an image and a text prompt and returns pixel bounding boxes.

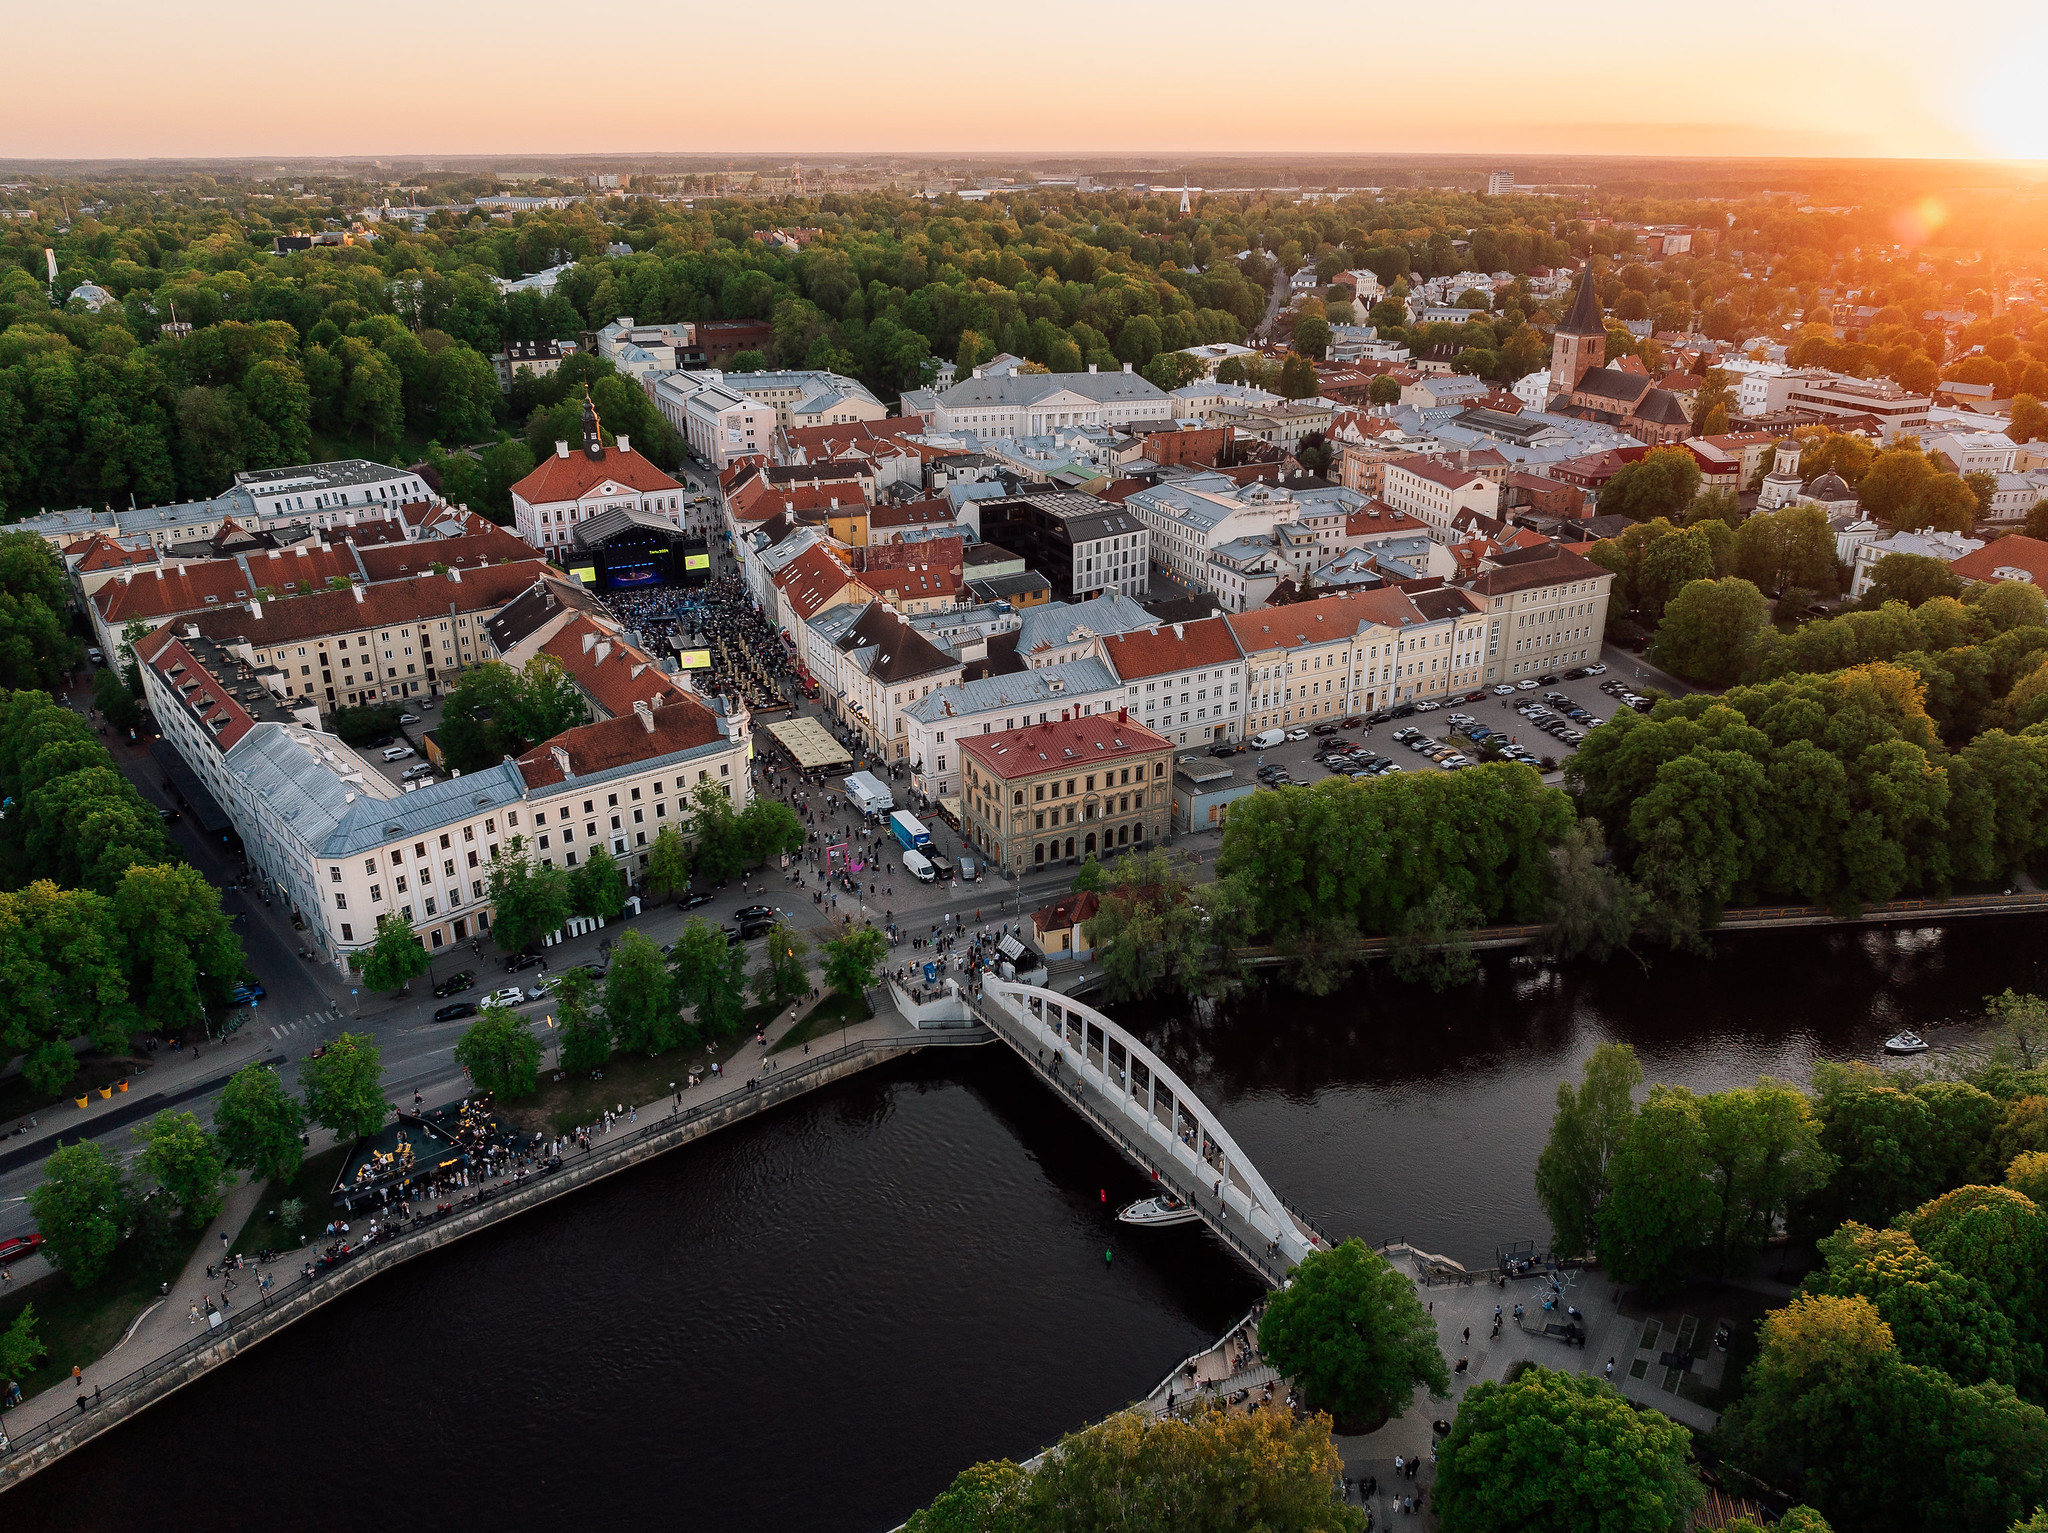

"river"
[3,916,2032,1531]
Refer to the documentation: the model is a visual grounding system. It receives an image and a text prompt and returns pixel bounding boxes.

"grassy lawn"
[0,1052,154,1126]
[224,1146,350,1259]
[772,990,871,1054]
[0,1219,209,1399]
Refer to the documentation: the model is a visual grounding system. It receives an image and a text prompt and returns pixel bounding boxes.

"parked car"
[505,953,543,974]
[525,984,549,1001]
[433,1002,477,1023]
[1284,727,1309,741]
[1538,674,1559,685]
[432,970,475,998]
[1585,662,1608,675]
[381,745,415,762]
[1208,743,1239,758]
[398,713,419,724]
[722,924,746,945]
[0,1232,45,1265]
[486,986,525,1007]
[1311,721,1341,735]
[679,890,715,910]
[737,917,776,939]
[1493,684,1517,696]
[1516,680,1539,691]
[1413,699,1441,712]
[1340,716,1363,729]
[401,763,435,781]
[231,978,266,1003]
[86,647,105,666]
[734,905,777,923]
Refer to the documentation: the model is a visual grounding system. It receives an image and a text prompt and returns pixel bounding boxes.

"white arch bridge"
[970,978,1329,1283]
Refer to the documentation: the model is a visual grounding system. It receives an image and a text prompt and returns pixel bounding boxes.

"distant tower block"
[1488,170,1514,196]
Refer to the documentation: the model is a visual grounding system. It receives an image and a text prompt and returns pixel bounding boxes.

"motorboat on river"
[1883,1031,1930,1056]
[1118,1194,1200,1227]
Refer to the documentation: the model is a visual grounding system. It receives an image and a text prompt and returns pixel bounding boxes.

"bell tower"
[581,389,606,460]
[1549,266,1606,398]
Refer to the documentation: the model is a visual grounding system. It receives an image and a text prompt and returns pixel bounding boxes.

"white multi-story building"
[1782,374,1932,441]
[929,366,1172,438]
[648,372,776,469]
[1100,617,1248,748]
[1381,456,1500,543]
[900,658,1124,801]
[1463,544,1613,682]
[138,616,750,972]
[509,398,685,549]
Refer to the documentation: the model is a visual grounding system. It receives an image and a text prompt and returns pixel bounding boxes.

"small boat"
[1884,1031,1930,1056]
[1118,1194,1201,1227]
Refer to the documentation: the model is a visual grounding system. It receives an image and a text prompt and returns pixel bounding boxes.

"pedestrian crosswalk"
[267,1009,340,1041]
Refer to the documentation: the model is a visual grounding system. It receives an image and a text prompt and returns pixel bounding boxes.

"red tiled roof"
[772,546,858,622]
[780,419,923,463]
[1387,456,1490,491]
[1952,536,2048,586]
[510,445,681,509]
[515,695,726,785]
[95,561,256,625]
[1225,588,1426,653]
[1346,504,1431,537]
[1033,889,1100,936]
[145,636,257,751]
[868,497,958,530]
[356,527,532,580]
[1099,616,1242,681]
[1099,478,1152,504]
[241,542,361,592]
[70,535,157,573]
[960,712,1172,782]
[538,616,692,720]
[860,536,963,575]
[141,560,551,647]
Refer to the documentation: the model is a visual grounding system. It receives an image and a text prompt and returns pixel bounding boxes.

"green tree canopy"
[1258,1238,1448,1429]
[1534,1042,1642,1258]
[27,1140,128,1288]
[1434,1366,1702,1533]
[821,925,889,1000]
[348,910,430,993]
[212,1062,306,1184]
[454,1005,543,1098]
[132,1108,227,1228]
[604,928,677,1056]
[669,915,747,1041]
[300,1031,387,1141]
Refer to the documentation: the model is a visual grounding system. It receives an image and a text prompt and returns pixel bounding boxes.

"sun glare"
[1969,46,2048,161]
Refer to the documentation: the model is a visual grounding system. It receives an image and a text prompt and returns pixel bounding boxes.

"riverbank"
[0,998,938,1491]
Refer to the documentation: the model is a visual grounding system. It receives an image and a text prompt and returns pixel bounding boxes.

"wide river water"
[5,916,2035,1531]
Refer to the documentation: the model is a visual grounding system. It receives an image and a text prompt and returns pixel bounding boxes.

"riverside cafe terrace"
[330,1099,541,1212]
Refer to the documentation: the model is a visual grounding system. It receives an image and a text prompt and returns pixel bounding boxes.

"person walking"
[1605,1357,1615,1380]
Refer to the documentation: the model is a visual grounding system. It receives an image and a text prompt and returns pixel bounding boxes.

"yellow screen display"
[570,566,597,584]
[684,554,710,570]
[678,649,711,669]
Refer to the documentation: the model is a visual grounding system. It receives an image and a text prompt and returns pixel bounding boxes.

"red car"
[0,1232,45,1265]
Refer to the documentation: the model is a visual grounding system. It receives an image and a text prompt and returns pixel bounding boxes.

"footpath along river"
[2,916,2034,1531]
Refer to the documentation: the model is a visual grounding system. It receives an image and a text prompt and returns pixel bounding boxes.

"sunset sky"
[9,0,2046,163]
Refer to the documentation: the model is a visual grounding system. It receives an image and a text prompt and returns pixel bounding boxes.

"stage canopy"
[765,715,853,771]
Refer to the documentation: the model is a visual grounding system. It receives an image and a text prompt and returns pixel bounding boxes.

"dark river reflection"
[5,916,2031,1530]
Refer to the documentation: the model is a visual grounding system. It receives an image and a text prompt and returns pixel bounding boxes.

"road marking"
[269,1026,280,1039]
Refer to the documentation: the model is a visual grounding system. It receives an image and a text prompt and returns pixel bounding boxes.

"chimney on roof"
[351,583,365,603]
[449,565,462,582]
[551,745,573,778]
[634,698,655,732]
[616,434,630,455]
[1118,706,1127,723]
[248,599,262,619]
[556,441,570,459]
[1123,363,1132,373]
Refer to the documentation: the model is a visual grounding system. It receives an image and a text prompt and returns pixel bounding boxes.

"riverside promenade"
[0,993,960,1490]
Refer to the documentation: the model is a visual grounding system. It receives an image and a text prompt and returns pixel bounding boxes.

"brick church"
[1546,268,1692,445]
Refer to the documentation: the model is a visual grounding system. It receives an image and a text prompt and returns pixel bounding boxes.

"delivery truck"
[888,810,931,851]
[843,771,894,816]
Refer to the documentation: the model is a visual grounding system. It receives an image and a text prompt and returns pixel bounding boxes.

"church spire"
[1558,264,1605,337]
[581,388,605,460]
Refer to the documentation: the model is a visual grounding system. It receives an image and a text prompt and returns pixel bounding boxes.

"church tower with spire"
[1549,266,1607,399]
[581,389,606,460]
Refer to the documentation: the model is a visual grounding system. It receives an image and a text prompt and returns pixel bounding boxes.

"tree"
[1865,552,1963,609]
[91,665,139,732]
[1084,848,1213,1002]
[300,1031,387,1141]
[454,1006,542,1098]
[1698,1082,1835,1276]
[1258,1238,1448,1430]
[821,925,889,1000]
[132,1108,227,1227]
[1385,884,1479,991]
[1602,448,1703,523]
[750,922,810,1008]
[570,844,627,920]
[27,1141,128,1288]
[1984,989,2048,1070]
[551,967,611,1074]
[739,794,804,866]
[1433,1366,1701,1533]
[1638,525,1716,619]
[604,928,676,1056]
[644,824,691,901]
[212,1062,305,1184]
[0,1304,46,1384]
[1293,316,1331,359]
[486,836,574,953]
[686,779,749,884]
[347,910,430,993]
[111,862,245,1033]
[670,916,746,1038]
[1598,1085,1715,1295]
[1367,374,1401,407]
[1539,819,1649,962]
[2008,394,2048,447]
[1859,449,1936,525]
[902,1459,1030,1533]
[2008,1151,2048,1209]
[1278,354,1317,399]
[1905,472,1983,534]
[1808,1222,2018,1388]
[1534,1042,1642,1258]
[1648,578,1771,686]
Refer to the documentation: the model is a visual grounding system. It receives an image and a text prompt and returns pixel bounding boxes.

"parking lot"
[1203,653,1686,788]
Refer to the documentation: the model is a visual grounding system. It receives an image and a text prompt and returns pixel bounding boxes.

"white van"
[1249,729,1287,750]
[381,745,415,761]
[903,849,936,883]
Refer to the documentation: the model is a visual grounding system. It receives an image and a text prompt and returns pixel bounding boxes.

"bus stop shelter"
[765,715,853,771]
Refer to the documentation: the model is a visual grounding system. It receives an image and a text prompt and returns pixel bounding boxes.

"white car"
[486,986,525,1008]
[1584,662,1607,675]
[398,713,419,724]
[1284,727,1309,741]
[381,745,415,761]
[1414,700,1440,711]
[1516,680,1539,691]
[1492,684,1516,696]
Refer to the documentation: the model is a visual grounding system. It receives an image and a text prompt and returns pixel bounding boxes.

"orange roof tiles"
[1099,617,1242,681]
[515,695,726,786]
[95,561,258,625]
[356,527,532,580]
[960,712,1171,782]
[141,560,551,647]
[509,445,681,509]
[1225,589,1426,652]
